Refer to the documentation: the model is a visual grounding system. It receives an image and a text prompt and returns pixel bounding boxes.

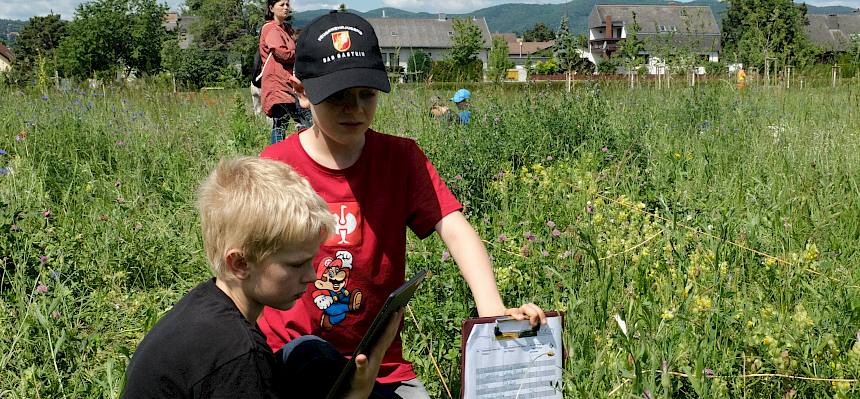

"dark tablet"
[325,270,428,399]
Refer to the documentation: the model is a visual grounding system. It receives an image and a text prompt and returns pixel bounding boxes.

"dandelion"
[551,228,561,237]
[441,250,450,262]
[546,220,556,228]
[36,284,49,294]
[39,255,48,264]
[524,232,536,242]
[498,233,508,242]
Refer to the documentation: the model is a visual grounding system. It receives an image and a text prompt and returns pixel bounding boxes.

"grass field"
[1,80,859,398]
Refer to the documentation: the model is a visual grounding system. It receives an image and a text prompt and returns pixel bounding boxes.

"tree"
[9,14,68,84]
[523,22,555,42]
[617,12,645,82]
[449,18,484,65]
[722,0,817,71]
[406,49,431,82]
[185,0,263,81]
[488,36,513,82]
[58,0,168,79]
[554,16,590,89]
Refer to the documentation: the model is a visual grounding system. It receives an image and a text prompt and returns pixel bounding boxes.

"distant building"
[805,13,860,57]
[587,4,721,73]
[497,33,554,66]
[367,15,492,73]
[164,12,199,49]
[0,43,14,72]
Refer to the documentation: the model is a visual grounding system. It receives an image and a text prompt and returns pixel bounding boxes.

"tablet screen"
[325,269,428,399]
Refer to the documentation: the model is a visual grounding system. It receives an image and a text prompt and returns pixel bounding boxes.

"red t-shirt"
[258,129,462,383]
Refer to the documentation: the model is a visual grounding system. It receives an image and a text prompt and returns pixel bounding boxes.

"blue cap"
[450,88,471,103]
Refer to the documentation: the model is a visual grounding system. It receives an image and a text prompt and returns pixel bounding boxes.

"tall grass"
[1,81,858,398]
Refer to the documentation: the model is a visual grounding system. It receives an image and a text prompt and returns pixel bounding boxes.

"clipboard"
[325,270,428,399]
[460,311,564,399]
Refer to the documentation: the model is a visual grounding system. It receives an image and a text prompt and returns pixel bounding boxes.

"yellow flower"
[763,335,775,346]
[674,152,681,159]
[660,309,674,321]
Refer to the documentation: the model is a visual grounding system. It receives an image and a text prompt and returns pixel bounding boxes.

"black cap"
[294,12,391,105]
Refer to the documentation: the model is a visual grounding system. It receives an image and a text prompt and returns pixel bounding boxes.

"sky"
[2,0,859,21]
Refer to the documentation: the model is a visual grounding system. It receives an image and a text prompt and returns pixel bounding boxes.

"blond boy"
[123,157,400,399]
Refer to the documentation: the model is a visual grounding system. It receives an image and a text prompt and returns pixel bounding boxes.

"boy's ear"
[224,249,250,280]
[288,76,312,110]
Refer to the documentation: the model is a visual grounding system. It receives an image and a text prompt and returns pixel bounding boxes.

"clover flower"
[39,255,48,264]
[546,220,556,228]
[551,229,561,237]
[498,234,508,242]
[441,250,450,262]
[36,284,49,293]
[524,232,536,242]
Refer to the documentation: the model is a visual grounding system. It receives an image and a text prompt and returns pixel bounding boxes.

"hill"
[293,1,857,34]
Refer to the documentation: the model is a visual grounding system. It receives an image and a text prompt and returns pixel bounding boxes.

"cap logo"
[331,31,351,52]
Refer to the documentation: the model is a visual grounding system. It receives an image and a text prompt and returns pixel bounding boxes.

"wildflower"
[0,149,6,155]
[0,167,9,175]
[10,224,19,232]
[551,228,561,237]
[50,271,60,279]
[498,233,508,242]
[546,156,553,161]
[763,335,775,346]
[559,250,571,259]
[660,309,674,320]
[43,210,52,218]
[15,134,25,142]
[541,250,549,257]
[441,250,450,262]
[453,174,463,181]
[51,310,61,319]
[41,95,49,100]
[39,255,48,264]
[674,152,681,159]
[36,284,49,293]
[524,232,536,242]
[601,147,608,153]
[116,140,125,146]
[703,368,715,378]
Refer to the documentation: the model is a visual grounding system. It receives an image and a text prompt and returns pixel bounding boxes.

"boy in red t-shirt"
[258,12,546,398]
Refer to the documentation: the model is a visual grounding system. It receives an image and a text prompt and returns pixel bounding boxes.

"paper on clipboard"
[461,312,563,399]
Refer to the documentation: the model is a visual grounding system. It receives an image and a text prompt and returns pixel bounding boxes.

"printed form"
[463,316,563,399]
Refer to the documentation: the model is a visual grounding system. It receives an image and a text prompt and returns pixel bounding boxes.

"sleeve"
[405,141,462,239]
[194,352,275,399]
[258,306,312,352]
[264,28,295,65]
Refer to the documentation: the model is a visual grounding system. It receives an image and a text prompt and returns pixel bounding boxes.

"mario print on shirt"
[312,250,363,329]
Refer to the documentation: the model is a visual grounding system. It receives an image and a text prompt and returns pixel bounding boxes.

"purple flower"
[546,220,556,228]
[524,232,536,242]
[36,284,49,293]
[551,228,561,237]
[546,156,553,161]
[50,271,60,279]
[43,210,52,218]
[0,167,9,175]
[703,368,714,378]
[541,250,549,257]
[39,255,48,264]
[498,234,508,242]
[586,204,594,214]
[0,149,7,155]
[441,250,451,262]
[601,147,609,153]
[41,95,49,101]
[454,174,463,181]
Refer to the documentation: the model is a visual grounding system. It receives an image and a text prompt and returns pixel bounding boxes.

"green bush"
[430,59,483,82]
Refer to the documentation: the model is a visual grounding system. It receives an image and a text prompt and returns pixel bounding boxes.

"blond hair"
[197,157,334,277]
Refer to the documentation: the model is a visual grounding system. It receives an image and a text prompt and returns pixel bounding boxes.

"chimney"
[438,13,446,21]
[605,15,613,38]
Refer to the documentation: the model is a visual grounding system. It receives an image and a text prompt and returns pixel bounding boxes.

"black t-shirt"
[123,279,282,399]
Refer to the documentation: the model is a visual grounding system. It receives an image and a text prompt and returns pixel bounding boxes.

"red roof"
[0,43,14,62]
[496,33,554,56]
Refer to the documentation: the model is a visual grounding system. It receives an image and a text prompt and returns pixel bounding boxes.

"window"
[391,31,397,36]
[448,31,454,36]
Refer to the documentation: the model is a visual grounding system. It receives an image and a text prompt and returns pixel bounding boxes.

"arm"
[436,211,546,325]
[265,28,295,65]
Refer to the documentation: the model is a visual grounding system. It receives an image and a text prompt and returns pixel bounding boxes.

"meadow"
[0,79,858,398]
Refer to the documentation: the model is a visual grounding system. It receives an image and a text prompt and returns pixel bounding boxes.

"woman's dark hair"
[264,0,294,34]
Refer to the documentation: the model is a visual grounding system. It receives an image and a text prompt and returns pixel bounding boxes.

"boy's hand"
[504,303,547,327]
[344,309,404,399]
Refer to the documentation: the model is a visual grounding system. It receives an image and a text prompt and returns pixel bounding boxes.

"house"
[497,33,555,66]
[366,15,492,73]
[164,12,199,49]
[0,43,14,72]
[805,13,860,57]
[587,4,720,73]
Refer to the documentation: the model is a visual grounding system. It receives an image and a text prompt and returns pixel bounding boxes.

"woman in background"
[259,0,311,144]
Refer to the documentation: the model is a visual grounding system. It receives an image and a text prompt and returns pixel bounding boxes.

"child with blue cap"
[450,88,471,124]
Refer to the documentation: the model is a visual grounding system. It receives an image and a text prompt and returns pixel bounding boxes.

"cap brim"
[302,67,391,105]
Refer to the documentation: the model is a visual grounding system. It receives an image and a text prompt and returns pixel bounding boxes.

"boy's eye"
[359,90,376,99]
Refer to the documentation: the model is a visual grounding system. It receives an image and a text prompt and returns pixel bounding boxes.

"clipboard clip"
[494,317,540,340]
